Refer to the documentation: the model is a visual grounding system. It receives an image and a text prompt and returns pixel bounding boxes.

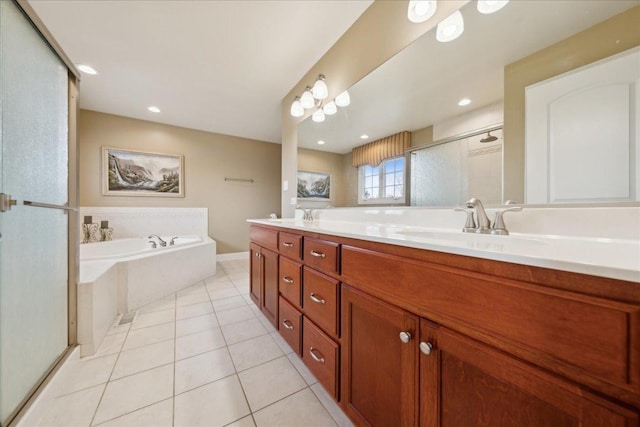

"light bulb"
[477,0,509,14]
[407,1,437,23]
[436,10,464,42]
[300,88,315,109]
[335,90,350,107]
[312,75,328,100]
[290,97,304,117]
[312,109,325,123]
[323,101,337,115]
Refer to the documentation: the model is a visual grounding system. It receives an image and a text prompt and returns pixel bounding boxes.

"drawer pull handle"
[282,276,294,284]
[309,347,325,363]
[282,320,294,330]
[399,331,412,344]
[310,250,326,258]
[419,341,433,355]
[309,293,326,304]
[282,242,294,247]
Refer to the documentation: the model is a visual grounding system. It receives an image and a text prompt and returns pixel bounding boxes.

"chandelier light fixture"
[289,74,350,121]
[408,2,511,45]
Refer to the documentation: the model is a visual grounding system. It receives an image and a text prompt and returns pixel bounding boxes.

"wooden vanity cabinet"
[249,228,279,327]
[341,285,418,427]
[249,223,640,426]
[419,320,637,427]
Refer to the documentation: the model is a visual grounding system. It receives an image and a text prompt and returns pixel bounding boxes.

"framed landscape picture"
[297,170,330,200]
[102,147,184,197]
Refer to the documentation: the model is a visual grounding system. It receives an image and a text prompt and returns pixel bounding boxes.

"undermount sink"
[394,229,546,247]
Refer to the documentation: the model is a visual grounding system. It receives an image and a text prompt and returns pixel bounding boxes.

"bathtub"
[77,235,216,356]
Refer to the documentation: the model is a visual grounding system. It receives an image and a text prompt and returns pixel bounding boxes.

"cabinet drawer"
[249,226,278,251]
[304,237,340,275]
[303,317,339,400]
[303,267,339,337]
[279,232,302,261]
[279,257,302,309]
[341,245,640,396]
[279,296,302,356]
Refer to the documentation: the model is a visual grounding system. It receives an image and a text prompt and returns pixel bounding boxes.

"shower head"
[480,131,498,143]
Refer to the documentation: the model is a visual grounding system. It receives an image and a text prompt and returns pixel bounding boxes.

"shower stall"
[0,1,79,425]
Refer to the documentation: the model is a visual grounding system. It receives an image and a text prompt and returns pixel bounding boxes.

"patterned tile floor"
[33,259,352,427]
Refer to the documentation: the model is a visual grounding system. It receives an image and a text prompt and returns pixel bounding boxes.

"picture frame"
[102,147,184,197]
[297,170,330,200]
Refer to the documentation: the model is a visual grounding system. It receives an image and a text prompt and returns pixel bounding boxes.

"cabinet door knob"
[310,250,326,258]
[255,252,261,258]
[419,341,433,355]
[399,331,412,343]
[309,347,325,363]
[309,293,326,304]
[282,320,294,330]
[282,276,294,284]
[282,242,294,247]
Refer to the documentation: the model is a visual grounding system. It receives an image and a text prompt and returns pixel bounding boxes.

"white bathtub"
[77,235,216,356]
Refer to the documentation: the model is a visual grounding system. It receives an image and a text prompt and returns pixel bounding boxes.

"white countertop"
[248,217,640,283]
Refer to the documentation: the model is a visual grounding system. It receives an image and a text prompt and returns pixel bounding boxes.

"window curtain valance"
[351,131,411,167]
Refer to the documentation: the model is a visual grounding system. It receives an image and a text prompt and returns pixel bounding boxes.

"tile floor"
[34,259,353,427]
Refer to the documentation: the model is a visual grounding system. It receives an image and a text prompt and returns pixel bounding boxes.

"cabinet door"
[249,243,261,306]
[261,247,279,327]
[341,285,419,427]
[419,320,638,427]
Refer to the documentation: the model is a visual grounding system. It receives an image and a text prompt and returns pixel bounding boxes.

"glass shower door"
[0,1,70,423]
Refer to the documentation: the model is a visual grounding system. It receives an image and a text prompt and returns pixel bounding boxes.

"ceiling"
[28,0,373,143]
[297,0,639,154]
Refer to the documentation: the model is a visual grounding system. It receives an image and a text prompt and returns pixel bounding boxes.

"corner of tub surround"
[79,207,209,239]
[310,205,640,241]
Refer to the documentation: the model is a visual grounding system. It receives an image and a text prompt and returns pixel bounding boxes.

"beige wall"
[79,110,281,253]
[503,6,640,203]
[411,125,433,148]
[281,0,469,217]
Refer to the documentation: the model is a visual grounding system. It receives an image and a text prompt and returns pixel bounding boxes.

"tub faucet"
[170,237,178,246]
[149,235,167,247]
[465,198,491,234]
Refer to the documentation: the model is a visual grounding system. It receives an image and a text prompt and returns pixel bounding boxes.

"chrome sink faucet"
[149,234,167,247]
[465,198,491,234]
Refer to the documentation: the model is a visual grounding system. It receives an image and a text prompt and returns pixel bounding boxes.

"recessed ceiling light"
[317,140,326,145]
[148,106,161,113]
[458,98,471,106]
[360,134,369,139]
[77,64,97,75]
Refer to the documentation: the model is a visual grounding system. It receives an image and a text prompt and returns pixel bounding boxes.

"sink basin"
[394,229,546,247]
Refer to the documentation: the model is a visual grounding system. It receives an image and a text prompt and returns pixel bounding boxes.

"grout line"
[88,311,132,426]
[172,290,177,427]
[91,396,174,427]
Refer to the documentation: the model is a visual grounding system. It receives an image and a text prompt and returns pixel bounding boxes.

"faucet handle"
[454,207,477,233]
[491,206,522,235]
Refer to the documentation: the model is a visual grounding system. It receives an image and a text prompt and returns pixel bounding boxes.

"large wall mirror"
[296,0,639,208]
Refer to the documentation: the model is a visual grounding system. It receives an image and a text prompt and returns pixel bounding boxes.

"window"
[358,157,405,204]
